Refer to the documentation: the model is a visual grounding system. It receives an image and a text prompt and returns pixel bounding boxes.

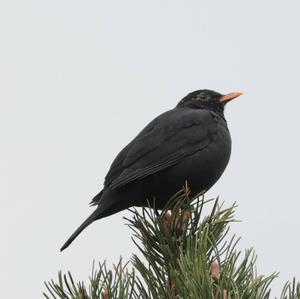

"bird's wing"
[104,109,217,189]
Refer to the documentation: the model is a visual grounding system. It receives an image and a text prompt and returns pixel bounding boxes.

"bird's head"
[176,89,242,116]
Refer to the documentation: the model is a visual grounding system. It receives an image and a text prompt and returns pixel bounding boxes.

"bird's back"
[93,109,231,210]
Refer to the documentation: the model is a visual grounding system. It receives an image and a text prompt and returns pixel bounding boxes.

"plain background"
[1,0,299,297]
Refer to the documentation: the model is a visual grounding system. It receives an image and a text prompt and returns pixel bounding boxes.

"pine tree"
[44,188,300,298]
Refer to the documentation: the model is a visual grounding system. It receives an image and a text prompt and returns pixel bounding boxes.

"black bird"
[61,89,242,251]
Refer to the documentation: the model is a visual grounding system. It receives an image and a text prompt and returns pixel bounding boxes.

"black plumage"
[61,89,241,251]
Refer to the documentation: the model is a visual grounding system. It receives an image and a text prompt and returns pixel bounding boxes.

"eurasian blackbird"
[61,89,241,251]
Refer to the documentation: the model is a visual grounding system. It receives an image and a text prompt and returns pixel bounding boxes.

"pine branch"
[44,190,300,298]
[43,260,136,299]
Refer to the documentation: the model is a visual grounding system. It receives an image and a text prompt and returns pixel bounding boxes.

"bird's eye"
[199,94,207,100]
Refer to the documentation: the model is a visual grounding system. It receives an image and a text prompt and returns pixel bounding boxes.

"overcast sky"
[1,0,300,297]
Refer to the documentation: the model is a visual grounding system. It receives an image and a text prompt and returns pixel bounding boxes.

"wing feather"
[104,109,216,190]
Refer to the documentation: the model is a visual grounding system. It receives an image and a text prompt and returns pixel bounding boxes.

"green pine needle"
[44,190,300,298]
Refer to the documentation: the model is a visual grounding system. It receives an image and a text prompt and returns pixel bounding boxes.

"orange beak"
[219,92,243,103]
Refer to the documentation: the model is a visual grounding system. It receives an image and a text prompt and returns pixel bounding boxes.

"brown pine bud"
[180,208,190,232]
[210,261,220,280]
[161,211,171,235]
[102,288,109,299]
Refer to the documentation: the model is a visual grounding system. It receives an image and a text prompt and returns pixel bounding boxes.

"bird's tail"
[60,208,100,251]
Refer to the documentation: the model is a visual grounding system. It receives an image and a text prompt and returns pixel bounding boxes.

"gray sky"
[1,0,300,297]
